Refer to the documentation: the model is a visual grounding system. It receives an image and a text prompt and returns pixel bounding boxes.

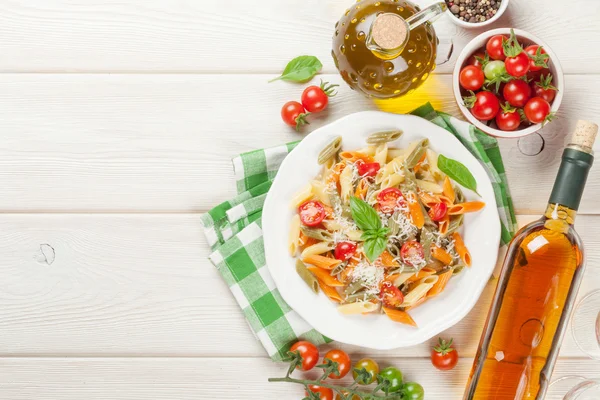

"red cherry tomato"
[505,52,530,77]
[503,79,532,108]
[306,385,334,400]
[356,160,381,177]
[524,45,549,72]
[289,341,319,371]
[400,241,425,266]
[467,51,487,68]
[379,281,404,308]
[322,349,351,379]
[532,74,557,103]
[281,101,309,131]
[334,241,357,261]
[298,200,326,227]
[431,338,459,371]
[459,65,485,91]
[524,97,552,124]
[527,67,551,83]
[465,91,500,121]
[496,108,521,132]
[486,35,507,60]
[428,202,448,222]
[376,187,405,214]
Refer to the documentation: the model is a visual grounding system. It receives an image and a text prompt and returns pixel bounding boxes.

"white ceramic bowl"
[262,111,501,350]
[453,28,564,138]
[445,0,509,28]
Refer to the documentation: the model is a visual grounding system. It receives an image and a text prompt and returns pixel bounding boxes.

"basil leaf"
[350,197,382,232]
[438,154,480,195]
[269,56,323,83]
[364,236,387,262]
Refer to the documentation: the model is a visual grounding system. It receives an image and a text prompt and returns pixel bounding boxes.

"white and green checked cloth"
[200,103,517,361]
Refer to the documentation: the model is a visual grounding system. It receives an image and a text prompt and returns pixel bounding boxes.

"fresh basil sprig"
[350,197,389,262]
[438,154,480,195]
[269,56,323,83]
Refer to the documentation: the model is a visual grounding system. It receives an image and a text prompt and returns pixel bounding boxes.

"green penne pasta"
[452,264,466,275]
[344,281,364,295]
[345,292,375,303]
[318,136,342,165]
[405,139,429,169]
[296,260,320,294]
[447,214,465,235]
[366,130,403,145]
[420,228,434,264]
[301,226,334,241]
[455,185,466,203]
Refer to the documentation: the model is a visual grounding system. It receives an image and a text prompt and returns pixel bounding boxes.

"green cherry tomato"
[377,367,403,393]
[403,382,425,400]
[353,358,380,385]
[484,60,507,80]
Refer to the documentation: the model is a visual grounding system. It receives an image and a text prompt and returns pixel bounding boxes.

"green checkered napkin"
[200,102,517,361]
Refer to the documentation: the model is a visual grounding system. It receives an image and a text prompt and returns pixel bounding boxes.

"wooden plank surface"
[0,0,598,74]
[1,357,598,400]
[0,214,597,359]
[0,74,599,214]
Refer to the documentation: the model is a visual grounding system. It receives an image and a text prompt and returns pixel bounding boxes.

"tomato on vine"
[403,382,425,400]
[288,341,319,371]
[321,349,351,379]
[431,338,459,371]
[306,385,334,400]
[377,367,404,393]
[353,358,380,385]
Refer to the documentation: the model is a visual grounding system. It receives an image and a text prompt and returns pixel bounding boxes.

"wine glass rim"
[571,289,600,360]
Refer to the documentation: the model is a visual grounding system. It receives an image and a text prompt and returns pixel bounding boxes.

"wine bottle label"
[548,148,594,211]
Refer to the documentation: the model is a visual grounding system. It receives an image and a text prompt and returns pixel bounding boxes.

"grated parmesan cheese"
[350,261,385,295]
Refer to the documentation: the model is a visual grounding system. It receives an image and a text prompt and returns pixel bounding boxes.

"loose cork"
[371,13,407,50]
[571,120,598,149]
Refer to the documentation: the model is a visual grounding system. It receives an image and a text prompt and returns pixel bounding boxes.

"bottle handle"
[405,2,447,31]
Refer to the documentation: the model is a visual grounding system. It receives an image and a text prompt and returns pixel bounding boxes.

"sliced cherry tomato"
[524,97,552,124]
[353,358,380,385]
[400,241,425,267]
[301,81,338,113]
[428,202,447,222]
[495,103,521,132]
[379,281,404,308]
[532,73,557,103]
[281,101,309,131]
[505,52,530,77]
[298,200,326,227]
[464,91,500,121]
[289,341,319,371]
[503,79,531,108]
[322,349,351,379]
[467,51,487,68]
[459,65,485,91]
[431,338,459,371]
[306,385,334,400]
[376,187,405,214]
[524,45,549,72]
[486,35,507,60]
[356,160,381,177]
[377,367,404,393]
[334,241,357,261]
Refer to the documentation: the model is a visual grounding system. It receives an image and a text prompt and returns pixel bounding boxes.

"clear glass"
[571,290,600,359]
[547,377,600,399]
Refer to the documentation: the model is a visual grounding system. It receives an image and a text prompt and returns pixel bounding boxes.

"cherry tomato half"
[428,202,447,222]
[486,35,507,60]
[524,97,552,124]
[525,45,549,72]
[503,79,531,108]
[298,200,326,227]
[459,65,485,91]
[356,161,380,177]
[380,281,404,308]
[465,91,500,121]
[353,358,380,385]
[322,349,351,379]
[431,338,459,371]
[306,385,334,400]
[334,241,357,261]
[400,241,425,267]
[377,367,404,393]
[289,341,319,371]
[376,187,405,214]
[505,52,530,77]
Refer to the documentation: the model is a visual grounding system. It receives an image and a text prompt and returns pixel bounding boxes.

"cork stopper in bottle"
[371,13,407,50]
[571,120,598,150]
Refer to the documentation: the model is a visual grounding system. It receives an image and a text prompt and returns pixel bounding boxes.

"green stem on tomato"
[268,376,405,399]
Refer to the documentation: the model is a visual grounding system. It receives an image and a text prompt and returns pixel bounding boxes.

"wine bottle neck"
[548,145,594,214]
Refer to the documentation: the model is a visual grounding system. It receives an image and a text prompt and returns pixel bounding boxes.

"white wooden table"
[1,1,599,398]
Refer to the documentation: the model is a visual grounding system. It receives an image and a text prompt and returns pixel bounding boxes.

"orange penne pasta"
[438,215,450,235]
[299,232,319,250]
[413,152,428,173]
[322,204,335,219]
[406,192,424,229]
[339,151,374,163]
[418,191,440,206]
[303,254,342,270]
[378,250,400,268]
[354,178,369,200]
[443,176,456,204]
[382,307,418,327]
[318,280,343,303]
[438,195,454,206]
[384,273,401,284]
[452,232,472,267]
[326,162,346,186]
[307,266,344,287]
[431,246,453,265]
[448,201,486,215]
[406,267,436,283]
[428,270,453,297]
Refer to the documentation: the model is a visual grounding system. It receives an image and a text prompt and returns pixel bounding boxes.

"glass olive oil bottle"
[464,121,598,399]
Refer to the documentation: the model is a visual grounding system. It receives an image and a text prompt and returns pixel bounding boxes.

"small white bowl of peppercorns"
[445,0,508,28]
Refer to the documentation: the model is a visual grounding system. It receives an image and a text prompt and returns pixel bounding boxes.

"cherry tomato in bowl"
[431,338,459,371]
[289,341,319,371]
[459,65,485,91]
[322,349,351,379]
[495,104,521,132]
[525,45,549,72]
[524,97,552,124]
[532,74,557,103]
[298,200,326,227]
[464,91,500,121]
[503,79,531,108]
[486,35,507,60]
[334,241,357,261]
[505,52,530,77]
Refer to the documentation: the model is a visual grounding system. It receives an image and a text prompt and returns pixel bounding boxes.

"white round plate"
[263,111,501,349]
